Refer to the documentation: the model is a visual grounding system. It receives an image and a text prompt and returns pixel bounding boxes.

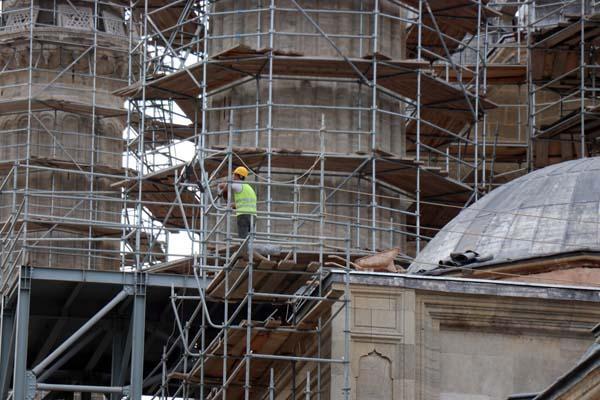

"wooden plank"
[540,105,600,139]
[208,259,328,302]
[202,330,249,379]
[230,259,277,299]
[542,51,557,81]
[198,147,473,202]
[284,262,318,297]
[133,120,197,142]
[406,109,471,148]
[404,0,500,59]
[276,330,306,355]
[145,256,194,274]
[115,47,427,100]
[432,64,527,85]
[206,259,248,298]
[248,332,291,380]
[115,146,473,230]
[530,48,600,85]
[115,46,495,121]
[446,143,528,163]
[534,22,582,49]
[169,318,309,397]
[137,0,201,45]
[296,289,344,330]
[563,25,600,46]
[256,260,296,301]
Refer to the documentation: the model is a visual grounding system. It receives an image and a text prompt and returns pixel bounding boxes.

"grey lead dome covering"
[409,157,600,273]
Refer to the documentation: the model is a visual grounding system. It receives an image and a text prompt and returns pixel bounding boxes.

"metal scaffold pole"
[0,0,561,397]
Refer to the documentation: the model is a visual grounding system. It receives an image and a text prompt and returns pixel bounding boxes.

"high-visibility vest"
[234,183,257,216]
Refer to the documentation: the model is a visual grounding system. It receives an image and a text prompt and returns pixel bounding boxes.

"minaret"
[0,0,130,272]
[206,0,407,250]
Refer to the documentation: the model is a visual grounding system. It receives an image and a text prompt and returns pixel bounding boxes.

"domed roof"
[409,157,600,273]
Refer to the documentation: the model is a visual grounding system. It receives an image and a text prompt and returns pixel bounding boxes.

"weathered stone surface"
[328,275,599,400]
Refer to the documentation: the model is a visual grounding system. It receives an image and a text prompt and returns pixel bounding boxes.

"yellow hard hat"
[233,166,249,178]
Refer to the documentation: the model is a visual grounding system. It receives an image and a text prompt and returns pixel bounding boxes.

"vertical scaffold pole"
[342,223,351,400]
[269,368,275,400]
[13,268,31,400]
[473,0,483,201]
[134,0,150,383]
[527,1,536,172]
[200,1,210,274]
[14,0,37,393]
[416,0,423,254]
[244,228,255,400]
[580,0,586,158]
[370,0,380,252]
[0,297,15,399]
[129,280,146,399]
[267,0,276,241]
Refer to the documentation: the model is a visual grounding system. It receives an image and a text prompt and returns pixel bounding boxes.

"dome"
[409,157,600,273]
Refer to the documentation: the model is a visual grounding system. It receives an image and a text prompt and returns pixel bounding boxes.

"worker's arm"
[218,182,243,208]
[230,183,243,209]
[217,182,243,193]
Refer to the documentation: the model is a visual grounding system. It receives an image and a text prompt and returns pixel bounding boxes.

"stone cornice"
[419,294,600,336]
[0,26,130,49]
[328,271,600,303]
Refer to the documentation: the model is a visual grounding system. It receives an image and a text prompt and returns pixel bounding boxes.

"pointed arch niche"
[356,350,393,400]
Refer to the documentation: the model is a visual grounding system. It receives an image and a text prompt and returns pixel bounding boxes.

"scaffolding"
[528,0,600,167]
[125,0,493,398]
[0,0,150,398]
[0,0,597,399]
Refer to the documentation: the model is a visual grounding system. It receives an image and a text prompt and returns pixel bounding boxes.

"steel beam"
[32,288,131,377]
[37,383,124,394]
[120,318,133,385]
[129,280,146,399]
[0,302,15,399]
[110,320,125,400]
[29,266,200,289]
[13,268,32,400]
[37,328,103,383]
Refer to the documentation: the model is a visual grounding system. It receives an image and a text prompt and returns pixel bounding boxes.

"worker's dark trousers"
[237,214,255,239]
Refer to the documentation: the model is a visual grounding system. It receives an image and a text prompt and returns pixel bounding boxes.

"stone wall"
[329,281,600,400]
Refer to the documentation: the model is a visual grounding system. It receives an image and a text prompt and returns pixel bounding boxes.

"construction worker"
[218,166,257,239]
